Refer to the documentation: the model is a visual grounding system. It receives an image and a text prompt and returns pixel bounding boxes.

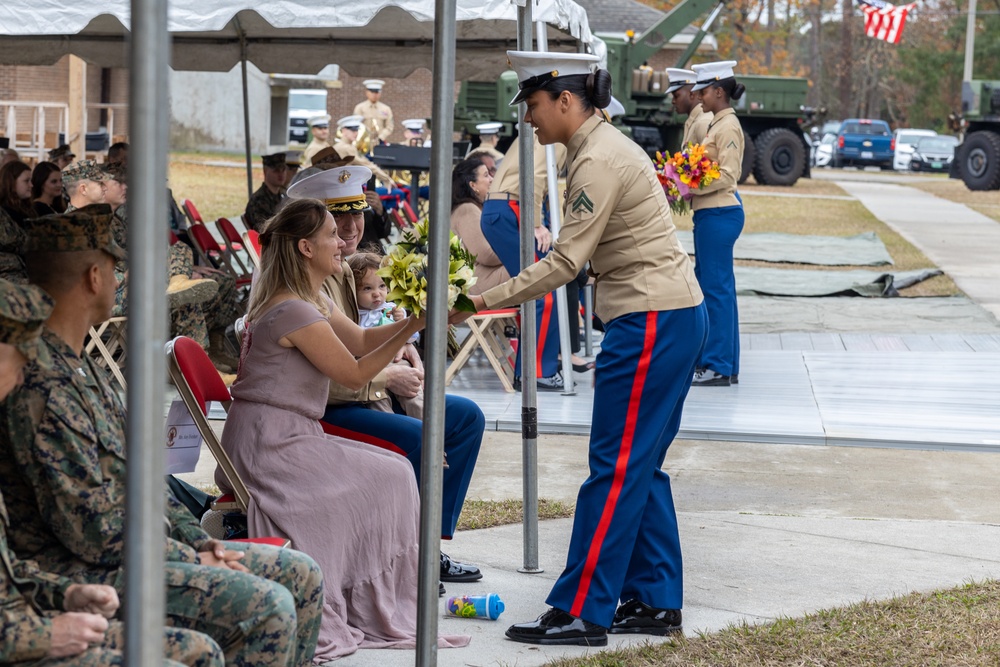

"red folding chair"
[182,199,205,227]
[215,217,252,276]
[166,336,290,548]
[188,223,252,289]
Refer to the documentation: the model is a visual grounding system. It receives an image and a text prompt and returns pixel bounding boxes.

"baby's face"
[357,269,389,310]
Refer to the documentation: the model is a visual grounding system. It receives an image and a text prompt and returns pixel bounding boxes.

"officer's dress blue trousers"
[692,198,744,377]
[546,305,708,627]
[480,198,562,378]
[321,395,484,539]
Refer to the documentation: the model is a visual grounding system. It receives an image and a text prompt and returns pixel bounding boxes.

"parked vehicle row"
[809,119,958,173]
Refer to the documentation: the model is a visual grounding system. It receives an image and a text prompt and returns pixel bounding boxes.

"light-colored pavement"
[318,435,1000,667]
[831,177,1000,320]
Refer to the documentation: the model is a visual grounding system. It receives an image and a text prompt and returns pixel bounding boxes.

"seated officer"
[0,278,225,667]
[244,153,287,233]
[0,208,325,667]
[287,169,485,587]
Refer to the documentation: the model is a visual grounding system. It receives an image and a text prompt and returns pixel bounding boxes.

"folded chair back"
[166,336,250,512]
[242,230,262,270]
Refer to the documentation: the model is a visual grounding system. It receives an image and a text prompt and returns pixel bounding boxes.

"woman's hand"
[449,294,485,325]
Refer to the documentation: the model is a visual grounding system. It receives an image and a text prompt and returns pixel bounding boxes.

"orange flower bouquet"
[654,142,722,215]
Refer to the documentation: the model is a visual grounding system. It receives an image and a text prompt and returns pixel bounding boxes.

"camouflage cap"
[62,159,111,186]
[101,162,127,182]
[22,204,126,260]
[48,144,76,161]
[261,152,287,169]
[0,279,53,361]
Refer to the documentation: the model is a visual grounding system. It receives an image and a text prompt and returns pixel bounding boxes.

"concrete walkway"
[320,436,1000,667]
[833,179,1000,320]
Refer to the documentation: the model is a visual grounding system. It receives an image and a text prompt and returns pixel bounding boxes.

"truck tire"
[738,131,754,184]
[960,131,1000,191]
[752,127,805,186]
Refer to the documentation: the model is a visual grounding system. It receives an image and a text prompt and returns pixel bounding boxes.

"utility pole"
[963,0,977,82]
[838,0,853,117]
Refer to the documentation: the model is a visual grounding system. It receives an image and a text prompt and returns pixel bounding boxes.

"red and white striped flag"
[857,0,915,44]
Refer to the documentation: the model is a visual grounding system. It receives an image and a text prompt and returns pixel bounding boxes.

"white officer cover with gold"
[691,61,738,91]
[286,165,373,213]
[665,68,696,94]
[506,51,600,105]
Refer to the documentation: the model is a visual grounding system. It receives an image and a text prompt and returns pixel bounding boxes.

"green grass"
[546,580,1000,667]
[456,498,575,531]
[908,178,1000,225]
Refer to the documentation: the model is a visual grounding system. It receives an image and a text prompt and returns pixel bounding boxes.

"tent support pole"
[238,22,253,201]
[416,0,457,663]
[516,0,543,576]
[125,0,169,664]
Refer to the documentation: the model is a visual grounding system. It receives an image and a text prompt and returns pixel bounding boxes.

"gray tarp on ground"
[676,231,894,266]
[735,267,943,297]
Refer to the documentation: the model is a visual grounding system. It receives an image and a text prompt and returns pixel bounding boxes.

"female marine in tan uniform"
[453,51,707,645]
[689,60,746,386]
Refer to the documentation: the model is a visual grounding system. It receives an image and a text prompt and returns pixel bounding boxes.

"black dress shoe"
[692,368,731,386]
[609,599,682,635]
[505,608,608,646]
[730,374,739,385]
[439,582,445,597]
[440,552,482,582]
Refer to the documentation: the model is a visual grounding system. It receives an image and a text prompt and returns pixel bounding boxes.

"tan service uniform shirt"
[322,267,389,404]
[302,138,332,168]
[481,115,703,323]
[354,100,394,143]
[691,107,744,211]
[488,138,567,228]
[682,104,713,146]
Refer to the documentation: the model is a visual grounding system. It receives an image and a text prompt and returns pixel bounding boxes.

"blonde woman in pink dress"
[218,194,471,661]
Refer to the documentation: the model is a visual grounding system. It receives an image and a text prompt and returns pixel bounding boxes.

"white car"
[814,133,837,167]
[893,128,937,171]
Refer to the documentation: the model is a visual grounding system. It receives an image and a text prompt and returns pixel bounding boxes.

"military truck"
[952,80,1000,190]
[455,0,813,186]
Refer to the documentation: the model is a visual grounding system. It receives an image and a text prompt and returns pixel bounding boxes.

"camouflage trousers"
[169,244,242,349]
[113,243,242,349]
[30,620,224,667]
[164,543,324,667]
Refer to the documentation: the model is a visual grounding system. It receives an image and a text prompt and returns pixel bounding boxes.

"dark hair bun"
[732,82,746,101]
[589,69,613,109]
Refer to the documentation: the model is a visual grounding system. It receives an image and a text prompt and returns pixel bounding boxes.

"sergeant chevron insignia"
[571,190,594,214]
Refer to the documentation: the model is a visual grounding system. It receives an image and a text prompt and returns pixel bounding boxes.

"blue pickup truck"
[833,119,894,169]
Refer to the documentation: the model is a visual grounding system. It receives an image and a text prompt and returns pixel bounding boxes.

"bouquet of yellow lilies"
[378,220,478,318]
[654,142,722,215]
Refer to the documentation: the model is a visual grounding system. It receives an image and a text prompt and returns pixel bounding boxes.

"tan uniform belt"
[485,192,519,203]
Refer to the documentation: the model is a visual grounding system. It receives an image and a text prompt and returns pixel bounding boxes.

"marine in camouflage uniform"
[0,210,324,667]
[0,279,224,667]
[243,153,287,233]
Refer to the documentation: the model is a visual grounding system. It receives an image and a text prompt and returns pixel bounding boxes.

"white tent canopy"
[0,0,602,78]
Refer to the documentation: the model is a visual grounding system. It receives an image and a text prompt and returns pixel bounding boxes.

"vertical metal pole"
[963,0,977,83]
[517,0,542,575]
[125,0,168,664]
[583,284,594,357]
[535,21,575,397]
[239,27,254,201]
[416,0,456,663]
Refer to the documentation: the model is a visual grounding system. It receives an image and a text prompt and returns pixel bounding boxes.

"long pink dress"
[218,297,470,662]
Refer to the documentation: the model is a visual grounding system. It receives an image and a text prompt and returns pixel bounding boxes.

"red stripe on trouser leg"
[569,311,658,617]
[536,293,554,376]
[320,420,408,457]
